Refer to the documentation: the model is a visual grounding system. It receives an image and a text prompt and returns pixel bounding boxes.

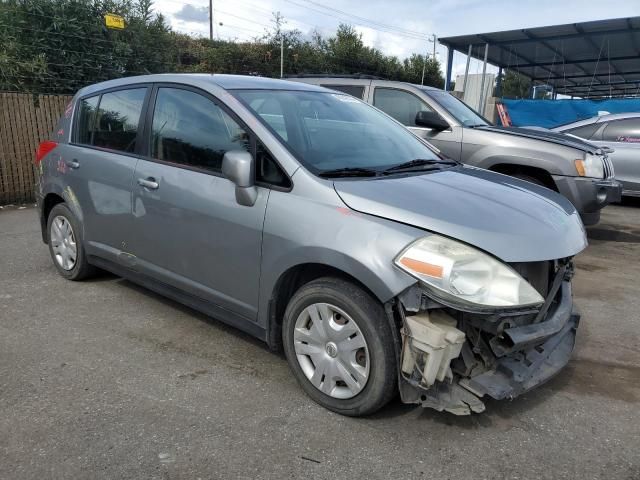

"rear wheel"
[282,277,397,416]
[47,203,96,280]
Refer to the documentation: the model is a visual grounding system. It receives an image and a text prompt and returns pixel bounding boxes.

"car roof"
[593,112,640,122]
[555,111,640,130]
[287,76,443,92]
[75,73,329,97]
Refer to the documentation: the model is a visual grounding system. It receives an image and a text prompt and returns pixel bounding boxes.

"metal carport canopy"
[439,16,640,98]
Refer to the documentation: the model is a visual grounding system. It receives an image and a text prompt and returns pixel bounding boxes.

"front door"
[128,86,268,322]
[370,85,463,160]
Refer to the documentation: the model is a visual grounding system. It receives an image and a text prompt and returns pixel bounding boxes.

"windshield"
[231,89,445,175]
[424,90,490,127]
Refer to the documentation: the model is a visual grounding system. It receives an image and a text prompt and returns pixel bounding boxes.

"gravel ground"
[1,202,639,480]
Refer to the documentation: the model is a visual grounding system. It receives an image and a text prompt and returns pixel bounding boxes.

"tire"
[47,203,96,281]
[282,277,397,416]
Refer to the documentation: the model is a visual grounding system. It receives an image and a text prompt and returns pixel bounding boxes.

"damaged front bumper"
[395,262,580,415]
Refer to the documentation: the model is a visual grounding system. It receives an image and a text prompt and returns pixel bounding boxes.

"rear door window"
[373,88,433,127]
[321,84,365,99]
[150,87,250,172]
[75,95,99,145]
[600,118,640,143]
[93,88,147,153]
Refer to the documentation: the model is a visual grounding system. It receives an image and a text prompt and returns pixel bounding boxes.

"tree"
[500,70,531,99]
[0,0,178,93]
[0,1,446,94]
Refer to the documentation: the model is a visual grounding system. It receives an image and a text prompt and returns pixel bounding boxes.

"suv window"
[565,122,601,140]
[601,118,640,142]
[373,88,432,127]
[321,84,364,99]
[150,88,249,172]
[93,88,147,153]
[75,95,99,145]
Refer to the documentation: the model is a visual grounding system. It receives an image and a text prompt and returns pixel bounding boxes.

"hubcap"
[293,303,370,399]
[50,215,77,271]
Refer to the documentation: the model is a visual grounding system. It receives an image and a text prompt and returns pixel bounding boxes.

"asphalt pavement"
[1,202,639,479]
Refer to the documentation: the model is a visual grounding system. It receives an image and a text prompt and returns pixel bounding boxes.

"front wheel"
[282,277,397,416]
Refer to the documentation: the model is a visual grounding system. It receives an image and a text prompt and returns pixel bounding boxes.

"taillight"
[35,140,58,165]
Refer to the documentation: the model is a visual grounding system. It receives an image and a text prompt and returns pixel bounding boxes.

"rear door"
[590,118,640,193]
[370,84,463,160]
[67,86,149,262]
[128,85,270,322]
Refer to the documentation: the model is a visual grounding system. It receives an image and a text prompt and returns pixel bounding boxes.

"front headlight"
[575,153,604,178]
[395,235,544,309]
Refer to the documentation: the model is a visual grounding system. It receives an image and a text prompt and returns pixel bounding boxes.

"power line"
[298,0,433,38]
[284,0,433,41]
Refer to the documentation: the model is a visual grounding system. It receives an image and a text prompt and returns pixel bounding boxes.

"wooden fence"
[0,92,72,205]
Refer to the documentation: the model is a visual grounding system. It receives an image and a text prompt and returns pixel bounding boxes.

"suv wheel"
[47,203,96,280]
[282,277,397,416]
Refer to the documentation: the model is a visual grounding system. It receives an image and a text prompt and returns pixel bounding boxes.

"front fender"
[473,152,568,176]
[462,133,577,176]
[257,188,424,330]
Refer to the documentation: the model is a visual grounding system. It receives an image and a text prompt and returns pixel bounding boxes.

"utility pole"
[209,0,213,40]
[421,34,437,85]
[280,36,284,78]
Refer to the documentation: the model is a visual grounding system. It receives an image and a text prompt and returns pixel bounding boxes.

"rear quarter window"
[75,96,99,145]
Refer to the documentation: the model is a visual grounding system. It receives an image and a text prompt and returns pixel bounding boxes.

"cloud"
[174,5,209,24]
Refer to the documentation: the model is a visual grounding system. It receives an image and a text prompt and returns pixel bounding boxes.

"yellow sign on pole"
[104,13,125,29]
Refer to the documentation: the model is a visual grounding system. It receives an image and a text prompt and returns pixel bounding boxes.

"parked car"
[36,74,587,416]
[551,113,640,197]
[287,75,622,225]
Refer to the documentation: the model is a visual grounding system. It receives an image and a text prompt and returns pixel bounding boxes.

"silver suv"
[37,74,586,416]
[288,76,622,225]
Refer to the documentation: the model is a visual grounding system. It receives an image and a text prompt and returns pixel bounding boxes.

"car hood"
[333,166,587,262]
[476,125,601,154]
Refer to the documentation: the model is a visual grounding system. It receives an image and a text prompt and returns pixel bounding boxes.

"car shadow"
[587,198,640,243]
[107,276,274,354]
[369,364,572,427]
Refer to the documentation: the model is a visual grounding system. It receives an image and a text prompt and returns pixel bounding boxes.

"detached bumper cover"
[461,281,579,401]
[460,312,578,400]
[397,271,580,414]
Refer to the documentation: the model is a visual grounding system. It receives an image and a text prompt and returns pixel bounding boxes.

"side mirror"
[415,110,449,131]
[222,150,257,206]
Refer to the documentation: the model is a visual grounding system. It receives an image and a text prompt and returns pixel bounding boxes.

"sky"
[153,0,640,79]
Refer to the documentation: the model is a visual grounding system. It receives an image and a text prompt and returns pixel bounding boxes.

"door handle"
[137,177,159,190]
[65,159,80,169]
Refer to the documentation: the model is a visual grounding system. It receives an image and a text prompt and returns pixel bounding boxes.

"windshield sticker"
[331,94,359,103]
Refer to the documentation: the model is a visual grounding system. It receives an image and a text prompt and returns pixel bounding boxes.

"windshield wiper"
[382,158,457,174]
[318,167,380,178]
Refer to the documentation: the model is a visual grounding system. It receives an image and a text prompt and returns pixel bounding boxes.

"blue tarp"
[501,98,640,128]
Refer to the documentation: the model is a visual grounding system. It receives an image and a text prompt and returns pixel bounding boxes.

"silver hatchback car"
[552,112,640,197]
[36,74,587,416]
